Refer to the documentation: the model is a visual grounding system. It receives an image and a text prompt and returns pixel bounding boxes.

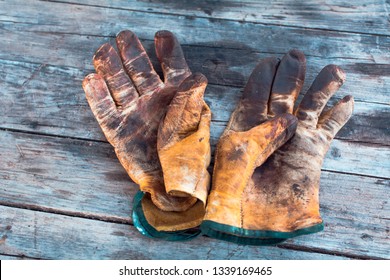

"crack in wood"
[0,201,132,225]
[15,144,24,158]
[278,244,386,260]
[20,63,46,88]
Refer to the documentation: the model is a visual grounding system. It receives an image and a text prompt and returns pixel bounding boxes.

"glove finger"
[158,73,211,206]
[93,43,138,107]
[116,30,164,95]
[269,49,306,117]
[249,113,298,167]
[158,73,207,149]
[82,74,122,141]
[155,30,191,87]
[296,65,346,128]
[228,57,280,132]
[216,114,297,190]
[318,95,354,141]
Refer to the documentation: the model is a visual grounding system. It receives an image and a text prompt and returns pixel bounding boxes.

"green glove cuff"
[132,191,202,241]
[200,220,324,246]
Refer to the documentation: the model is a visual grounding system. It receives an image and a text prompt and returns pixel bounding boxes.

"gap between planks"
[1,56,389,145]
[0,200,131,225]
[1,1,389,64]
[0,129,388,259]
[0,204,357,260]
[0,128,390,179]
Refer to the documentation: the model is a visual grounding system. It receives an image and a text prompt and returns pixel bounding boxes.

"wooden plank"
[289,172,390,259]
[323,141,390,178]
[0,255,18,260]
[1,113,389,180]
[0,0,388,260]
[1,32,389,105]
[0,1,389,64]
[0,254,35,260]
[0,19,388,106]
[0,130,388,258]
[0,130,134,223]
[1,1,389,105]
[0,206,350,260]
[0,57,388,146]
[45,0,390,36]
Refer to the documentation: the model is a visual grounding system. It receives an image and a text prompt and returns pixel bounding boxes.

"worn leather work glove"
[82,30,210,240]
[201,50,354,245]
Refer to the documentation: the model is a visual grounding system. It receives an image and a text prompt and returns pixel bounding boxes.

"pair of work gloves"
[83,30,354,245]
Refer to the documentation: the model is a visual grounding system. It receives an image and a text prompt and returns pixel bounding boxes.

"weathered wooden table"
[0,0,389,260]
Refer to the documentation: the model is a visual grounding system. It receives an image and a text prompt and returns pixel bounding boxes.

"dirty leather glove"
[82,30,210,240]
[201,50,354,245]
[133,73,211,239]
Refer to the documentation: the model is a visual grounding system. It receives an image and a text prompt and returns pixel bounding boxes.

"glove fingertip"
[178,73,208,93]
[82,73,105,96]
[155,30,175,41]
[342,94,354,104]
[287,49,306,64]
[318,94,354,140]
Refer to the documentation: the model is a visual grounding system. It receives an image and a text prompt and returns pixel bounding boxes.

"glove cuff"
[132,191,204,240]
[200,220,324,246]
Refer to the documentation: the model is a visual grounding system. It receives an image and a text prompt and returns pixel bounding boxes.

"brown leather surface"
[206,114,298,228]
[204,50,354,234]
[142,194,205,231]
[83,30,210,231]
[158,74,211,206]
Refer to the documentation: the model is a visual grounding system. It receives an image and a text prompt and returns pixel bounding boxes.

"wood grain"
[0,130,388,258]
[0,0,389,63]
[0,57,388,146]
[0,130,134,223]
[44,0,390,36]
[0,0,389,260]
[0,205,352,260]
[1,106,389,180]
[1,28,388,106]
[0,254,36,260]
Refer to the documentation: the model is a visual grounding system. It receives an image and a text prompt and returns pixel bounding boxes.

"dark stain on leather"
[265,121,280,140]
[298,64,345,113]
[269,101,290,116]
[104,116,123,133]
[292,183,305,200]
[227,146,245,162]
